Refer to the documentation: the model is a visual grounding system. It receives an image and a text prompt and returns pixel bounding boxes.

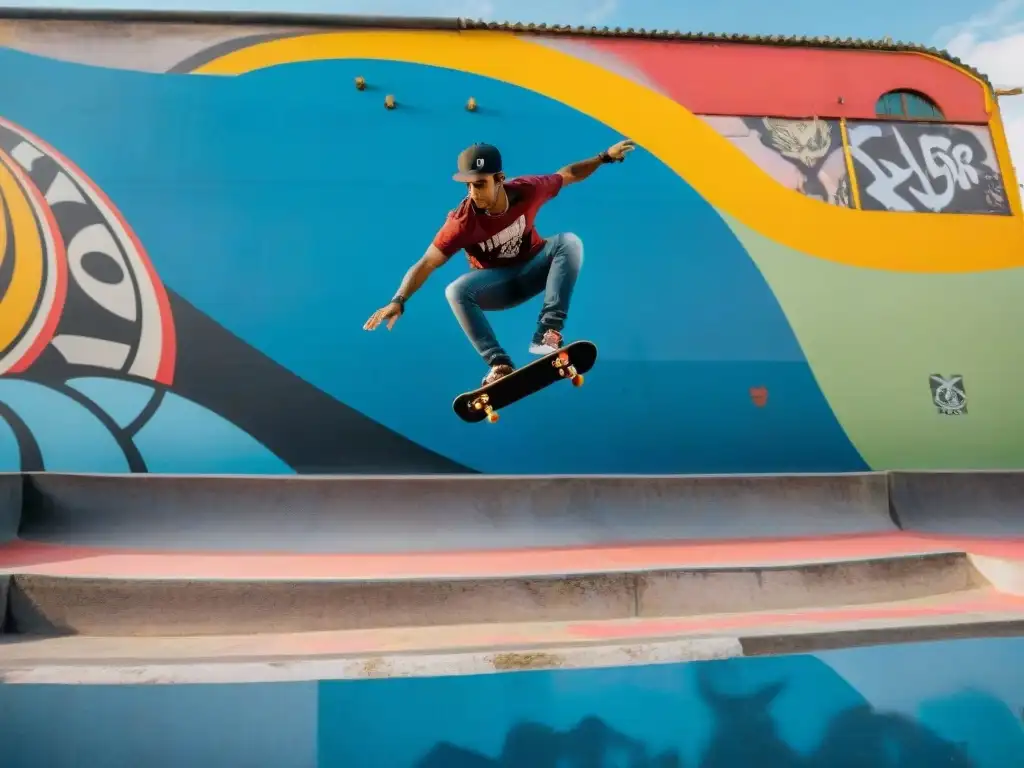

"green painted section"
[724,212,1024,469]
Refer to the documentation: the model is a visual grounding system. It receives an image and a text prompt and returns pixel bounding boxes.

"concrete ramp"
[18,473,895,553]
[0,475,21,544]
[890,471,1024,537]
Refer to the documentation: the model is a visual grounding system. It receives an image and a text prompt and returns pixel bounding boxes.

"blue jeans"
[445,232,584,367]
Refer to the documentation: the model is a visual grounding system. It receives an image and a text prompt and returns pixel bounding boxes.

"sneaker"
[528,329,563,356]
[482,363,514,386]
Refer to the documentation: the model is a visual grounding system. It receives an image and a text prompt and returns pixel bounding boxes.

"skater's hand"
[363,302,403,331]
[605,139,636,161]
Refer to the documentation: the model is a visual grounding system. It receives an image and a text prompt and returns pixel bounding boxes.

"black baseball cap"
[453,143,502,181]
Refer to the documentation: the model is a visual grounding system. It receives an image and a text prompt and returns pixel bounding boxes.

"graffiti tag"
[847,121,1009,215]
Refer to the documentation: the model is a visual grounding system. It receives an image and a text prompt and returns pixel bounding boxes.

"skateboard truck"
[469,392,500,423]
[552,350,585,387]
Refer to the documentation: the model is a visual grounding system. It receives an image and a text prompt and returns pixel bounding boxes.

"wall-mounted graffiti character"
[847,121,1010,214]
[363,139,635,386]
[702,116,853,207]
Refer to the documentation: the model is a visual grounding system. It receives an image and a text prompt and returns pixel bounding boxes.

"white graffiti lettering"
[849,125,982,212]
[919,134,979,207]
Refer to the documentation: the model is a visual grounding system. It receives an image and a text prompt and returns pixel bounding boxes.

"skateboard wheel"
[487,411,500,423]
[571,374,584,387]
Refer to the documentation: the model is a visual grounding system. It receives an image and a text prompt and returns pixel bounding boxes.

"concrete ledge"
[889,470,1024,536]
[6,552,982,636]
[20,472,895,552]
[13,470,1024,553]
[741,618,1024,655]
[0,636,745,684]
[3,613,1023,684]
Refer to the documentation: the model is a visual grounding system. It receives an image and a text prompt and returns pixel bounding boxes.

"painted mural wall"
[0,21,1023,476]
[1,637,1022,766]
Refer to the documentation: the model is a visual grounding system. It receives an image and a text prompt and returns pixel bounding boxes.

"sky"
[3,0,1023,184]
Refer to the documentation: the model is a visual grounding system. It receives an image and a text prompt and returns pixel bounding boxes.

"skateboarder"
[363,139,635,385]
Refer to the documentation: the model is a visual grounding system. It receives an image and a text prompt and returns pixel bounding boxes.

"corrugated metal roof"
[0,7,990,86]
[459,19,989,86]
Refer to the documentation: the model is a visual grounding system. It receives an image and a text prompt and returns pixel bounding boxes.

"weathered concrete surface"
[19,472,895,553]
[1,592,1021,684]
[7,572,633,636]
[890,470,1024,536]
[5,552,985,636]
[740,618,1024,655]
[14,471,1024,555]
[637,552,982,616]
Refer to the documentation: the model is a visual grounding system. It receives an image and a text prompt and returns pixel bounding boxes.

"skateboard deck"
[452,340,598,423]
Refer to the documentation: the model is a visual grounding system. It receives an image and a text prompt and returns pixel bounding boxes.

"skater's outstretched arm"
[363,244,450,331]
[557,139,636,186]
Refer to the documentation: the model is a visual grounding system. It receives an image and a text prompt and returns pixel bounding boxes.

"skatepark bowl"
[1,470,1024,766]
[0,5,1024,764]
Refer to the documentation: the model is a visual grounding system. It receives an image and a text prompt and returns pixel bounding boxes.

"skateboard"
[452,340,598,424]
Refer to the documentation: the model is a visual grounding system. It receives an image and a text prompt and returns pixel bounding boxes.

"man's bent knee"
[445,275,473,307]
[552,232,584,268]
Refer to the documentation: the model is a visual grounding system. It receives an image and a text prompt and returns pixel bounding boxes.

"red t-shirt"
[432,174,564,269]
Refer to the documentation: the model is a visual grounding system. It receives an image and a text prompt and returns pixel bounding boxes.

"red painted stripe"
[584,40,988,123]
[0,147,68,374]
[569,591,1024,639]
[167,592,1024,655]
[2,532,1022,580]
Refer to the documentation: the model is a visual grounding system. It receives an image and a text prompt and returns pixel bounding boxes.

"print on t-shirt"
[480,214,527,258]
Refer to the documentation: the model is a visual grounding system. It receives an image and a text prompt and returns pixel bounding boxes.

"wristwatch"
[391,294,406,314]
[598,150,620,164]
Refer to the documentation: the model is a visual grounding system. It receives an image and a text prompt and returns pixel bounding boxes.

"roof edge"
[0,7,992,87]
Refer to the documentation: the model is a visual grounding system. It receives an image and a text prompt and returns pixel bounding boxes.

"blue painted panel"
[2,638,1020,767]
[0,681,318,768]
[318,637,1024,767]
[0,49,867,474]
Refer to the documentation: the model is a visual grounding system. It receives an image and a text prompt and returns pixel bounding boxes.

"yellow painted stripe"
[838,118,863,210]
[988,102,1024,219]
[194,30,1024,273]
[0,152,44,351]
[0,176,8,275]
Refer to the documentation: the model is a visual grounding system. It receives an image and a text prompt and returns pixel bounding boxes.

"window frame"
[874,89,945,122]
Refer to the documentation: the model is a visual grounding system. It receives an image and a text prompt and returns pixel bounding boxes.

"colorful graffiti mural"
[1,636,1022,766]
[0,17,1023,475]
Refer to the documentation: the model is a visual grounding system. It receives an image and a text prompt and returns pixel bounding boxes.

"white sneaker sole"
[528,343,558,355]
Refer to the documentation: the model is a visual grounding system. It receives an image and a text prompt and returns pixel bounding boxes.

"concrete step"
[3,550,995,637]
[2,588,1023,684]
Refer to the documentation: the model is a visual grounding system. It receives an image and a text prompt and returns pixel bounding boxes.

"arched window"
[875,89,945,120]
